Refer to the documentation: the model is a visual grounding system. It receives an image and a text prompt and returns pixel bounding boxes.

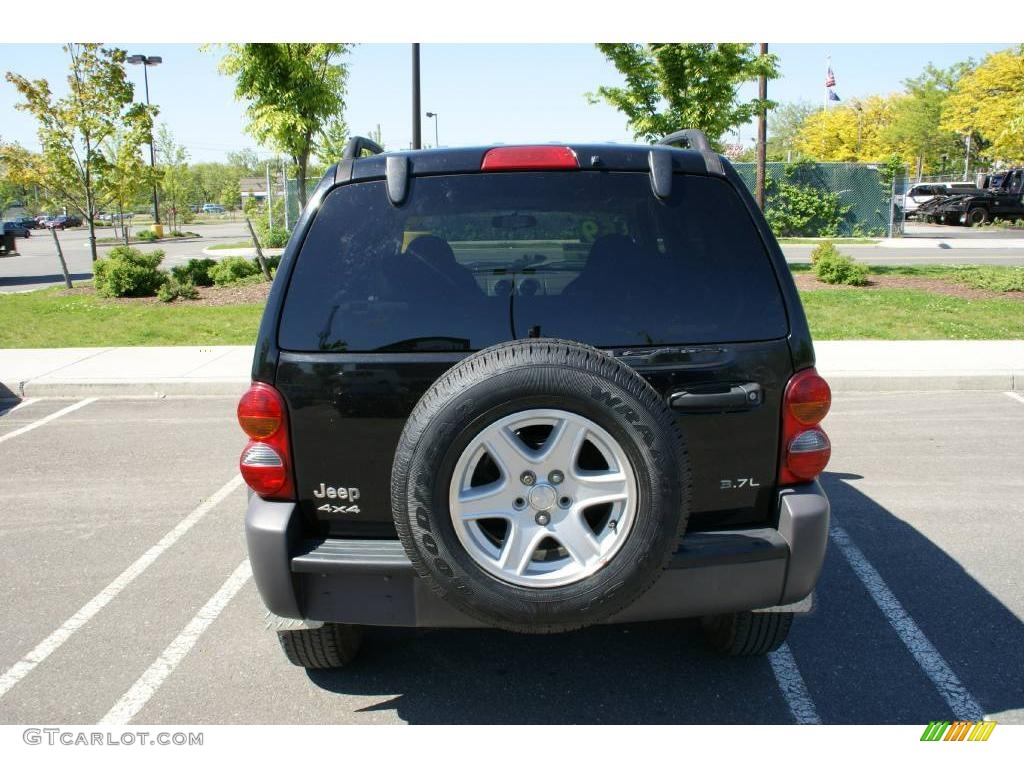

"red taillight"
[237,383,294,500]
[481,146,579,171]
[779,368,832,484]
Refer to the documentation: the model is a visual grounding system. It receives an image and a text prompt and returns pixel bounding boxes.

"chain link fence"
[733,161,898,238]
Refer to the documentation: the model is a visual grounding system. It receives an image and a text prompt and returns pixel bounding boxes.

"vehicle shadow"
[307,471,1023,724]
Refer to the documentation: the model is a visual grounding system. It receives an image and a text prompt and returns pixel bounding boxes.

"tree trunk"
[49,226,73,289]
[295,152,308,209]
[246,217,272,282]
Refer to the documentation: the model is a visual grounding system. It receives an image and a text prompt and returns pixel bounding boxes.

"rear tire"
[701,611,793,656]
[966,207,988,226]
[276,623,363,669]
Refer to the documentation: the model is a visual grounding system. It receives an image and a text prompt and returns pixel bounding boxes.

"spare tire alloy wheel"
[392,339,691,633]
[449,408,638,588]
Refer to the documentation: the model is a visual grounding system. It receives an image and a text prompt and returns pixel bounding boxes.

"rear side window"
[278,172,788,352]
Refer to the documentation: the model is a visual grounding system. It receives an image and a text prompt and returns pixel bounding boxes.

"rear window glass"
[278,172,787,352]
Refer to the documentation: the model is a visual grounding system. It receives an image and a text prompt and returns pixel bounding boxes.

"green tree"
[5,44,152,261]
[314,116,349,166]
[588,44,778,146]
[217,43,351,207]
[226,148,261,175]
[942,45,1024,165]
[885,62,971,176]
[98,128,153,243]
[767,101,817,161]
[219,179,242,211]
[155,124,191,231]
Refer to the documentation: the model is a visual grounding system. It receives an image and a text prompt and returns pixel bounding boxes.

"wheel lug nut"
[520,471,536,486]
[535,512,550,526]
[548,470,564,485]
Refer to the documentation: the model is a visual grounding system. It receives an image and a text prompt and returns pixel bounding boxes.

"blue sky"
[0,43,1013,163]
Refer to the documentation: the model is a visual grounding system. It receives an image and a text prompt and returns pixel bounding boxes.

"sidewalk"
[2,341,1022,399]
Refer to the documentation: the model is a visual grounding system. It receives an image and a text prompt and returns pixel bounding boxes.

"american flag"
[825,65,836,88]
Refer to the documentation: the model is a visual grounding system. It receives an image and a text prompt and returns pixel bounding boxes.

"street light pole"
[426,112,439,147]
[127,54,162,226]
[411,44,422,150]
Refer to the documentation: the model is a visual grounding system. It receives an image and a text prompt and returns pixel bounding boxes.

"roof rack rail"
[657,129,712,152]
[342,136,386,160]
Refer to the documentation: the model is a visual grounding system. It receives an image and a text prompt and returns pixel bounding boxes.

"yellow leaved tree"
[942,46,1024,165]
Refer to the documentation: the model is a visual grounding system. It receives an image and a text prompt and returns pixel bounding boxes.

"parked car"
[15,216,40,230]
[2,221,31,238]
[46,214,82,230]
[202,203,225,214]
[900,182,977,218]
[240,131,833,670]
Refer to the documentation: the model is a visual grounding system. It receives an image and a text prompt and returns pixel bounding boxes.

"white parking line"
[100,558,252,725]
[829,524,984,720]
[1005,391,1024,405]
[768,643,821,724]
[1,397,40,415]
[0,474,244,701]
[0,397,96,444]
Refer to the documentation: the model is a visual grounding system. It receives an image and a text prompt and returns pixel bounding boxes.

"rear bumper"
[245,482,829,628]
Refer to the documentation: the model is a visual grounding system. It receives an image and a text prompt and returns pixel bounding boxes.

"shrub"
[257,226,290,249]
[93,247,167,297]
[157,277,199,302]
[811,243,869,286]
[171,258,217,287]
[763,161,853,238]
[136,228,158,242]
[209,256,261,285]
[255,254,281,274]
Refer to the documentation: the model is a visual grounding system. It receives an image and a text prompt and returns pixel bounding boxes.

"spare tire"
[391,339,691,633]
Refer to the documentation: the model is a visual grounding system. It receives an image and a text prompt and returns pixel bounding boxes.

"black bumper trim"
[247,482,829,627]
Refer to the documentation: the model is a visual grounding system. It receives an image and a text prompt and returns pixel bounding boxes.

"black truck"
[922,167,1024,226]
[240,130,832,669]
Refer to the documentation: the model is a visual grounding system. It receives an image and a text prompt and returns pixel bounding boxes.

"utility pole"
[266,163,273,230]
[963,134,972,181]
[282,160,290,231]
[754,43,768,211]
[412,44,422,149]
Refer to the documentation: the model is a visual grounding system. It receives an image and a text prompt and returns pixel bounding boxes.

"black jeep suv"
[240,130,832,669]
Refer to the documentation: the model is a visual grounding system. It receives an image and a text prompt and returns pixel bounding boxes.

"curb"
[200,246,286,258]
[4,380,250,399]
[3,374,1020,401]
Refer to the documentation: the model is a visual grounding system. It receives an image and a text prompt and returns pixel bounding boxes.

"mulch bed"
[58,281,272,306]
[792,273,1023,301]
[55,275,1020,305]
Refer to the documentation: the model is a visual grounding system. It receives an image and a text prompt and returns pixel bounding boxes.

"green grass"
[801,289,1024,339]
[206,241,254,250]
[0,288,262,347]
[2,277,1022,348]
[792,263,1024,292]
[777,237,880,245]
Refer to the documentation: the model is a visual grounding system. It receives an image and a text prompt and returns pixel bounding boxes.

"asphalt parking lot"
[0,390,1022,724]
